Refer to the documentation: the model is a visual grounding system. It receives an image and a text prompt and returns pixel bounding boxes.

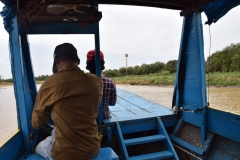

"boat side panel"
[179,108,240,143]
[207,108,240,143]
[207,135,240,160]
[0,131,23,160]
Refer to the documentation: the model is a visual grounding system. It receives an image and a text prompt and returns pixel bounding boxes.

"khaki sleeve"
[31,86,52,129]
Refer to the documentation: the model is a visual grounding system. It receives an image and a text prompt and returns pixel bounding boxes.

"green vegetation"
[206,43,240,72]
[0,76,13,86]
[1,43,240,86]
[111,72,240,86]
[35,75,50,81]
[206,72,240,86]
[103,42,240,86]
[103,60,177,77]
[0,75,50,85]
[111,72,175,85]
[0,81,12,86]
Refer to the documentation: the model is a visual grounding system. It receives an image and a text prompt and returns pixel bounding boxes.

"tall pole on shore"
[125,54,128,75]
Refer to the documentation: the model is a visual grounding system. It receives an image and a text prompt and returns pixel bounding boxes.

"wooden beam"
[180,0,214,16]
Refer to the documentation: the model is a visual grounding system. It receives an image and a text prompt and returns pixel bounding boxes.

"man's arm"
[32,87,52,129]
[108,81,117,106]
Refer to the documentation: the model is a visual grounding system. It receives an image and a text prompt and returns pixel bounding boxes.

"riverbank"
[1,81,44,86]
[0,82,12,87]
[111,72,240,86]
[1,72,240,87]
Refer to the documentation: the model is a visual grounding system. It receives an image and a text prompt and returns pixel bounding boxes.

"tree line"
[1,42,239,82]
[103,42,240,77]
[102,60,178,77]
[0,75,50,83]
[206,43,240,73]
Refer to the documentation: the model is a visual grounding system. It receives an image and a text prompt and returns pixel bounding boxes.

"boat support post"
[93,0,103,125]
[7,5,38,154]
[172,12,207,146]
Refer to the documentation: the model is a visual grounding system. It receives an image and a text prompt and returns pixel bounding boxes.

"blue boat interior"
[0,0,240,159]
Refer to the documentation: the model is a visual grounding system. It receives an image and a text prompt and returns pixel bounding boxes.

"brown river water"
[0,85,240,144]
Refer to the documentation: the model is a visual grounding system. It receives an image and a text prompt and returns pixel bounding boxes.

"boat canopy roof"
[0,0,240,25]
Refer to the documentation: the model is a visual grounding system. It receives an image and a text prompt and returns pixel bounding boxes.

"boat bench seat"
[19,147,119,160]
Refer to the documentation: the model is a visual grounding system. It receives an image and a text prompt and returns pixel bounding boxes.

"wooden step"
[129,151,174,160]
[124,134,166,146]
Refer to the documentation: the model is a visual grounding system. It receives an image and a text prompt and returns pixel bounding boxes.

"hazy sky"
[0,3,240,79]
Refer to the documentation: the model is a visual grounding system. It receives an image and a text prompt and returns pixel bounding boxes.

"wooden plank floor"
[104,88,174,123]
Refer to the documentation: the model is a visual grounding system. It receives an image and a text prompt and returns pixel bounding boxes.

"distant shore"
[0,82,12,87]
[1,72,240,87]
[111,72,240,87]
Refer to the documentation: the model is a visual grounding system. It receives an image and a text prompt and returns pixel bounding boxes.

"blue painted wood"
[107,127,113,147]
[173,10,187,111]
[0,131,23,160]
[170,121,215,157]
[8,7,30,152]
[28,23,95,34]
[115,117,178,160]
[18,148,119,160]
[18,154,45,160]
[110,110,137,119]
[117,88,171,112]
[196,12,207,145]
[129,151,174,160]
[20,28,39,146]
[157,117,179,160]
[94,20,103,125]
[169,134,204,155]
[201,108,207,145]
[92,147,119,160]
[20,30,37,102]
[180,110,202,127]
[106,117,178,131]
[116,122,129,160]
[172,119,182,135]
[207,108,240,143]
[119,117,157,134]
[206,135,240,160]
[117,96,151,115]
[202,132,215,158]
[109,103,127,112]
[173,12,207,145]
[105,88,174,122]
[110,117,178,134]
[174,12,207,111]
[124,134,166,146]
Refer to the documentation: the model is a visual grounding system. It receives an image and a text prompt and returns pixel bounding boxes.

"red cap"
[87,50,104,61]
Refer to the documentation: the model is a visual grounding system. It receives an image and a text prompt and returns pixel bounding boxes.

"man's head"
[86,50,105,74]
[52,43,80,73]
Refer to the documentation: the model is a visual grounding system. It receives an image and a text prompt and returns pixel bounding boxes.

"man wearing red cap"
[86,50,117,119]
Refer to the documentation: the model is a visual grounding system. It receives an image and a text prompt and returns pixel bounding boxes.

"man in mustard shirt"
[32,43,103,160]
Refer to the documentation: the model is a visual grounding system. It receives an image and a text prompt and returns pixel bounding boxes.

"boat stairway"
[116,117,179,160]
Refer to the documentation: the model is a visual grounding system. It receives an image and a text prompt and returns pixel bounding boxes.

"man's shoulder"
[86,73,102,80]
[39,74,58,88]
[101,76,115,84]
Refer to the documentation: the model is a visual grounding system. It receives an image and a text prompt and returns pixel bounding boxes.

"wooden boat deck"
[104,88,175,123]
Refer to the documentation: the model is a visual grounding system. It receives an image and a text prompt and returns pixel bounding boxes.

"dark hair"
[86,60,105,74]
